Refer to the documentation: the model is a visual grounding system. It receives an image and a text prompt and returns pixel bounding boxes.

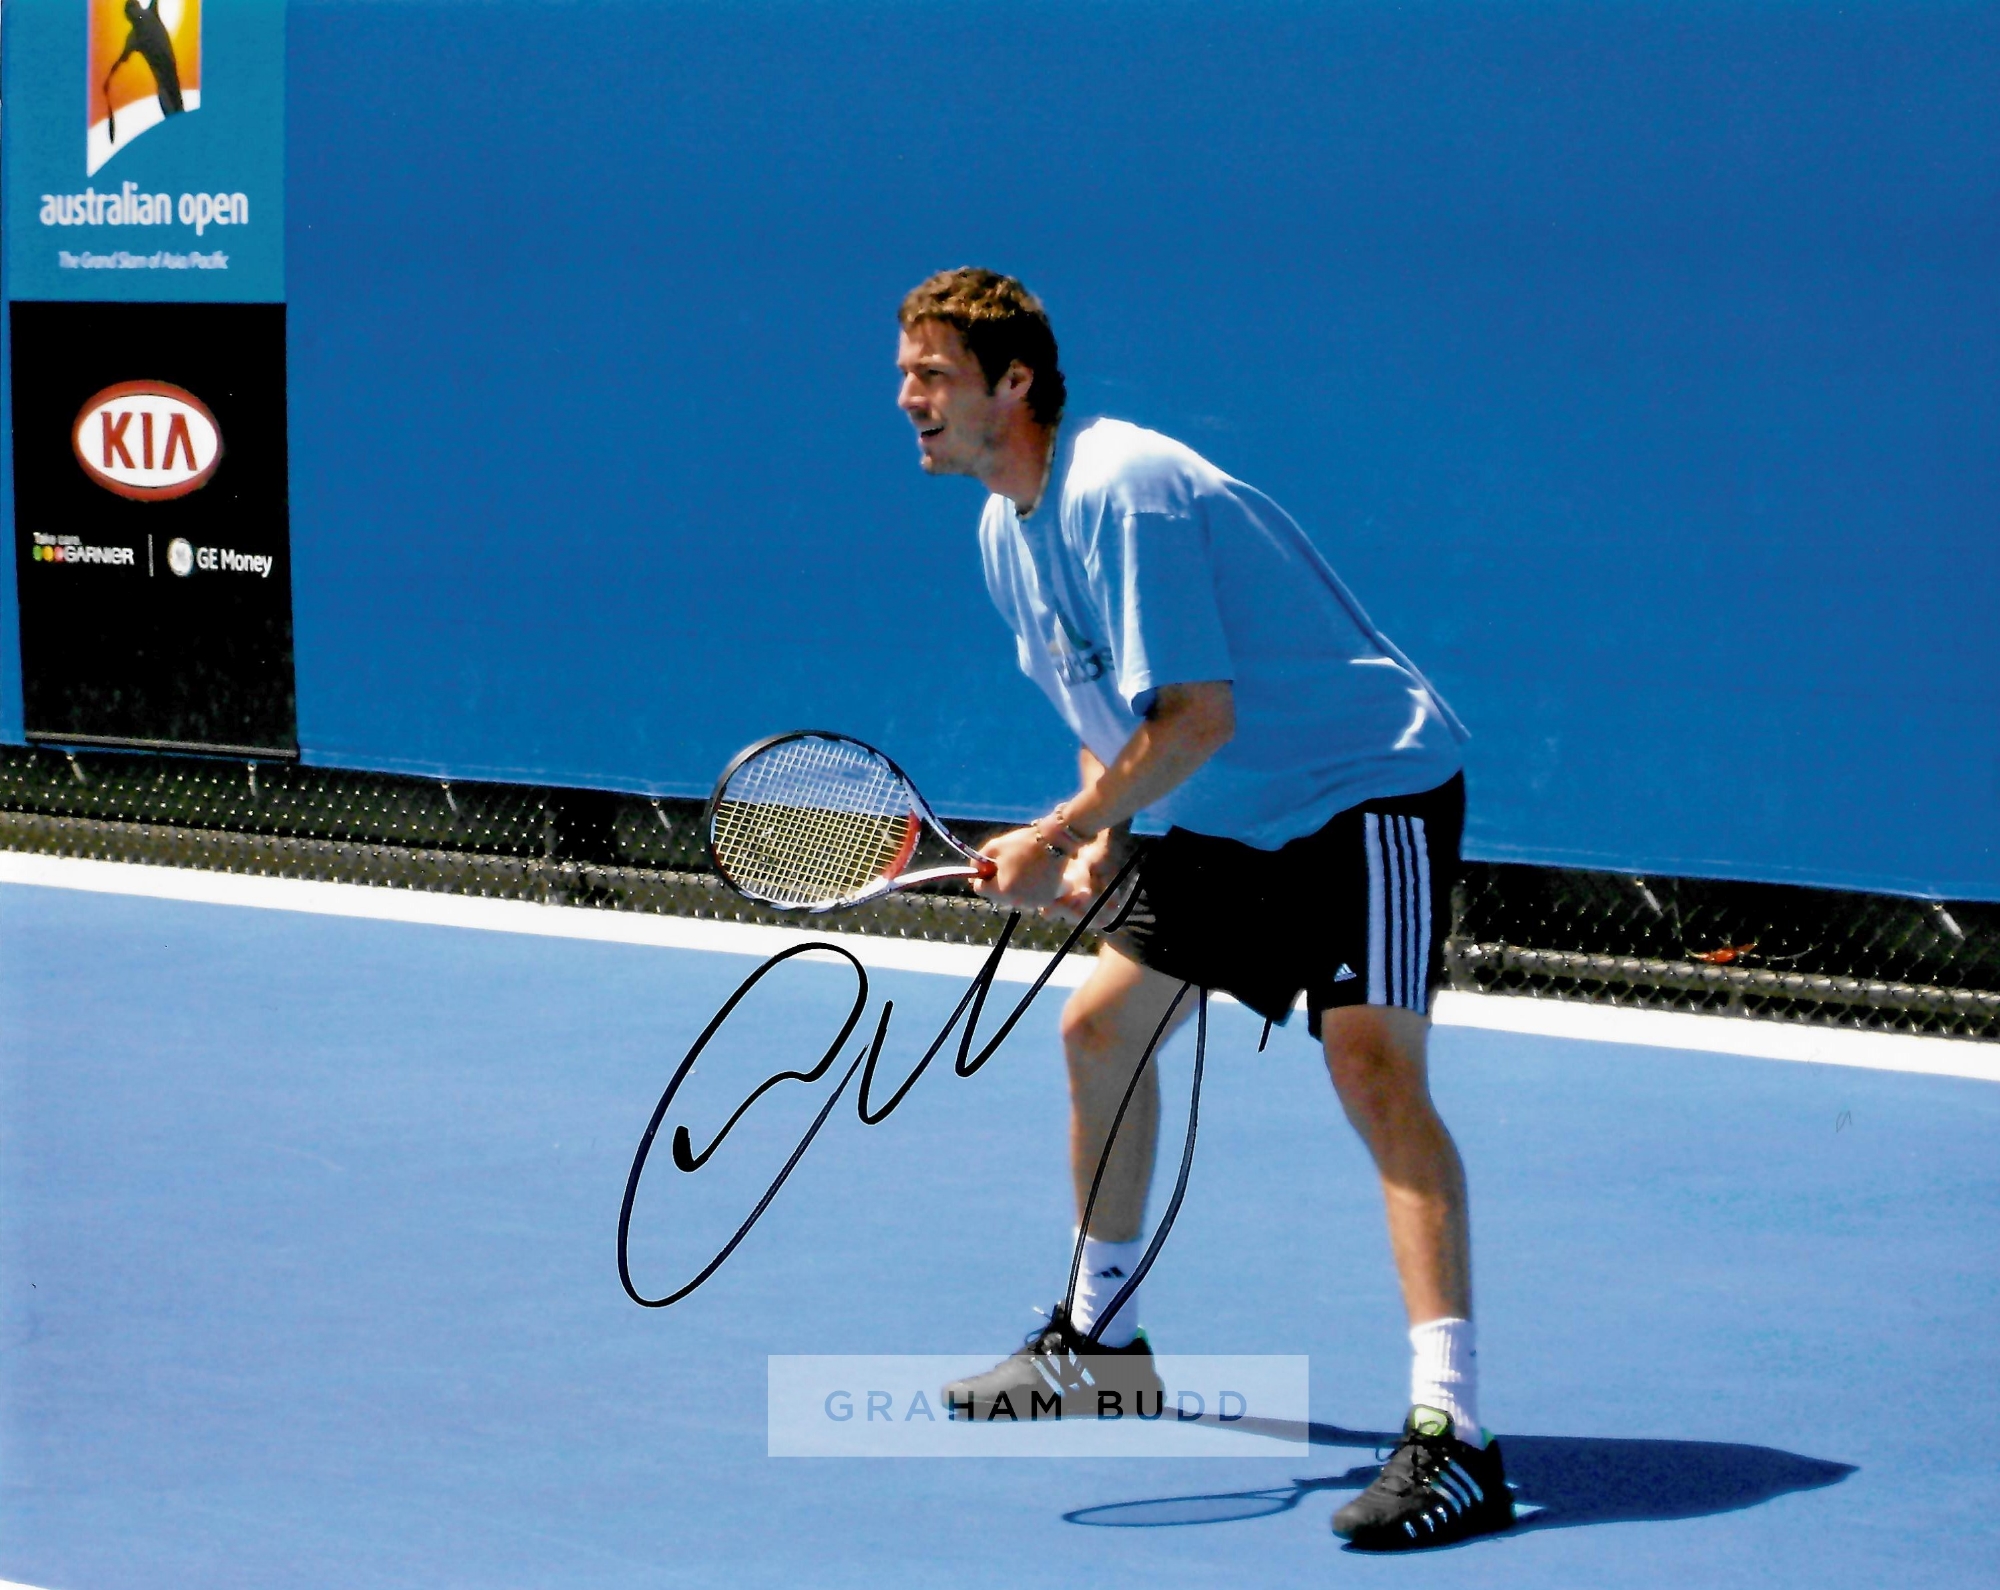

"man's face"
[896,319,1008,477]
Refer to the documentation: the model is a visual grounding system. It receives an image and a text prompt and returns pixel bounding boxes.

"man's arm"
[1063,680,1234,835]
[977,680,1234,909]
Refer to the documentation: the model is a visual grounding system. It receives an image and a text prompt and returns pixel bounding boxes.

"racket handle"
[973,855,998,878]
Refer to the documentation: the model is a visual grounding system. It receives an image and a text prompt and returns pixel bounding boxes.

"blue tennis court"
[3,872,1995,1589]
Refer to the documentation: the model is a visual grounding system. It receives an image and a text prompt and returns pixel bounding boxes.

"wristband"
[1030,816,1078,859]
[1052,802,1097,849]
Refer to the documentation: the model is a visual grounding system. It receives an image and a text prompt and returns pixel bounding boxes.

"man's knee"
[1061,990,1131,1066]
[1323,1010,1433,1130]
[1327,1044,1409,1123]
[1062,955,1189,1075]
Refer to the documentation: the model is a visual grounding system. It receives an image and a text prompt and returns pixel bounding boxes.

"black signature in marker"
[616,852,1207,1343]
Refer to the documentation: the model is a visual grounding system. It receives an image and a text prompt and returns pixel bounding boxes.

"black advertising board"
[9,300,297,756]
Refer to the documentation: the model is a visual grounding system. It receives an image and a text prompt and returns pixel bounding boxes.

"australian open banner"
[5,0,284,301]
[5,0,294,755]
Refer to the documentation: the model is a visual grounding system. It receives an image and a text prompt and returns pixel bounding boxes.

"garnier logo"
[71,380,222,500]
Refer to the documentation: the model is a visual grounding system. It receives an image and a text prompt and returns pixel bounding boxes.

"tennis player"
[896,267,1512,1550]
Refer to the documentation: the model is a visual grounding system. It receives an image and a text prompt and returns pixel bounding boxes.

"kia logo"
[71,381,222,501]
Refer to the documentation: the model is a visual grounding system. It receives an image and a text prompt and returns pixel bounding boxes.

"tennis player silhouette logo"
[88,0,201,176]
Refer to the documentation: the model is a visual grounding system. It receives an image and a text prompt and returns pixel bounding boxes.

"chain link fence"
[1451,865,1997,1039]
[0,743,1044,947]
[3,744,1993,1039]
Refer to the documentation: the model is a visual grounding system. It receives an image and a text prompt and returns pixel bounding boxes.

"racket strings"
[711,736,921,908]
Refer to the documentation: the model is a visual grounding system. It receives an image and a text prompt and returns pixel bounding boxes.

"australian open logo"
[89,0,201,177]
[1050,612,1111,687]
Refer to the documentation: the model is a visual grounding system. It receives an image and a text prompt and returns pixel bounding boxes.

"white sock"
[1409,1316,1483,1445]
[1070,1233,1144,1348]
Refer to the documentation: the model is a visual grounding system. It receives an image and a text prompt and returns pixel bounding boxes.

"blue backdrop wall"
[6,1,1997,899]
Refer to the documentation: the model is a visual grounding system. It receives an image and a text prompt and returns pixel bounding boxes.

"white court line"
[2,850,1994,1083]
[1429,989,1999,1083]
[0,849,1092,989]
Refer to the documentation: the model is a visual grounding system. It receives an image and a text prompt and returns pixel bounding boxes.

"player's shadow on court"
[1063,1419,1854,1539]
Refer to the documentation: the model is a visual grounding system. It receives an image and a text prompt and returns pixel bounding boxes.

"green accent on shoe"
[1409,1405,1452,1439]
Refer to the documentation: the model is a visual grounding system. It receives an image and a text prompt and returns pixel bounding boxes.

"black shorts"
[1104,774,1463,1038]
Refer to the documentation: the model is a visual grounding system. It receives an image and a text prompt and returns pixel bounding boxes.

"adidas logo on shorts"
[1334,964,1357,983]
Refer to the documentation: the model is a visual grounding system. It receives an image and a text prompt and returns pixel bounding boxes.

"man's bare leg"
[1322,1003,1514,1546]
[1322,1000,1485,1454]
[1320,1004,1470,1323]
[1052,943,1193,1342]
[937,941,1182,1416]
[1059,942,1193,1240]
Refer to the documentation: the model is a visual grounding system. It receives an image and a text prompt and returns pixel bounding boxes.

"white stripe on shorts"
[1365,813,1389,1004]
[1389,813,1407,1009]
[1411,815,1432,1011]
[1365,811,1434,1014]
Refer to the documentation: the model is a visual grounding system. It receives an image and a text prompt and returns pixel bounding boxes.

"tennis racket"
[704,730,995,912]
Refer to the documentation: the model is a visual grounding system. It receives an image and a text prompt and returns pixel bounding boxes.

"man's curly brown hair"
[899,267,1067,426]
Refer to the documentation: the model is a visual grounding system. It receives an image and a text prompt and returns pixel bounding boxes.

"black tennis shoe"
[1332,1406,1515,1551]
[941,1306,1165,1422]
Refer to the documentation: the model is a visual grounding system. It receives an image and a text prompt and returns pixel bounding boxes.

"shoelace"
[1023,1304,1106,1357]
[1015,1308,1119,1393]
[1373,1432,1449,1498]
[1021,1307,1071,1353]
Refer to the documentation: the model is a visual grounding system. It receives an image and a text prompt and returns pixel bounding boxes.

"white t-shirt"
[979,417,1466,848]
